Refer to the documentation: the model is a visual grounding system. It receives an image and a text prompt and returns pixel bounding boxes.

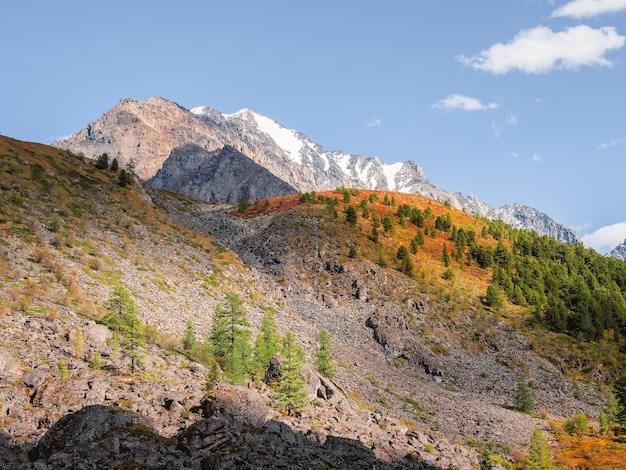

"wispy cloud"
[492,111,519,138]
[551,0,626,18]
[432,94,498,112]
[532,153,542,162]
[457,25,625,74]
[365,117,382,128]
[599,138,623,149]
[505,111,519,125]
[581,221,626,252]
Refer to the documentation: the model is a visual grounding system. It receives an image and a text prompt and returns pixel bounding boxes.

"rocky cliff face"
[52,97,226,180]
[149,144,298,202]
[489,203,581,244]
[608,239,626,261]
[53,97,580,244]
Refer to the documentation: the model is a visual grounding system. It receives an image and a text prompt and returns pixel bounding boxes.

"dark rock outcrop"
[149,144,297,202]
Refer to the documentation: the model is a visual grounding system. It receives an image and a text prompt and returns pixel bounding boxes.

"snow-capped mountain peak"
[250,113,304,165]
[52,96,581,244]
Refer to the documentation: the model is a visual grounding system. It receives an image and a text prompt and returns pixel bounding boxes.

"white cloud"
[457,25,625,74]
[581,221,626,252]
[599,138,623,149]
[432,94,498,112]
[365,117,382,128]
[532,153,542,162]
[551,0,626,18]
[491,122,502,139]
[511,151,519,159]
[505,111,519,125]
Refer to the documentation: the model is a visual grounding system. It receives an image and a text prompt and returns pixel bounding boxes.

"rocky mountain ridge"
[53,97,580,244]
[608,238,626,261]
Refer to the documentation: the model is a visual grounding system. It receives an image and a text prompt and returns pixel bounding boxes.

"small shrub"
[57,361,70,378]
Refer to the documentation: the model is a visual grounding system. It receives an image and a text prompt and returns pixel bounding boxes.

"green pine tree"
[226,331,252,385]
[315,328,335,378]
[120,308,146,373]
[272,331,308,416]
[513,376,534,412]
[345,205,358,226]
[182,320,197,352]
[210,292,251,382]
[485,284,505,311]
[605,390,621,426]
[613,373,626,431]
[104,285,146,374]
[442,244,451,267]
[526,427,556,470]
[204,356,223,391]
[251,308,280,383]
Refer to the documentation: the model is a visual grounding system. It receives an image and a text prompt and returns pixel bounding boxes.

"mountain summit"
[53,97,580,243]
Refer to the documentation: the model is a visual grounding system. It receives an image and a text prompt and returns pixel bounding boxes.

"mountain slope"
[149,144,297,202]
[53,97,580,244]
[0,135,497,468]
[5,135,626,467]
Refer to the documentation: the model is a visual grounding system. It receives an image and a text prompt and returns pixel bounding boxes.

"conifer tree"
[237,195,250,213]
[345,205,358,226]
[226,331,252,385]
[315,328,335,378]
[210,292,251,382]
[273,331,307,416]
[95,153,109,170]
[485,285,505,311]
[613,373,626,431]
[120,307,146,373]
[252,308,280,380]
[604,390,621,426]
[442,244,451,267]
[526,427,556,470]
[382,213,395,234]
[104,285,146,373]
[204,356,223,391]
[182,320,197,352]
[513,376,534,412]
[110,158,119,172]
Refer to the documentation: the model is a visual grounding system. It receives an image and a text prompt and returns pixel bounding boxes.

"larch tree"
[272,331,307,416]
[210,291,251,383]
[314,328,335,378]
[104,285,146,374]
[513,376,534,412]
[252,308,280,380]
[526,427,556,470]
[182,320,197,352]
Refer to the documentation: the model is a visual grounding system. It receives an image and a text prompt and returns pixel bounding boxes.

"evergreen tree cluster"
[489,230,626,342]
[180,293,332,416]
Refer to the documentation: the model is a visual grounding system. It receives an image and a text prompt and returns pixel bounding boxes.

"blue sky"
[2,0,626,252]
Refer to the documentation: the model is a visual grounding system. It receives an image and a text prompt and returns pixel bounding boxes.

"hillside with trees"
[3,135,626,468]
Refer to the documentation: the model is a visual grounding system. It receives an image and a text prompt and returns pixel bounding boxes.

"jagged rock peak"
[608,239,626,261]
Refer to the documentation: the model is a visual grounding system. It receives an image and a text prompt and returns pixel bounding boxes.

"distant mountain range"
[53,96,581,244]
